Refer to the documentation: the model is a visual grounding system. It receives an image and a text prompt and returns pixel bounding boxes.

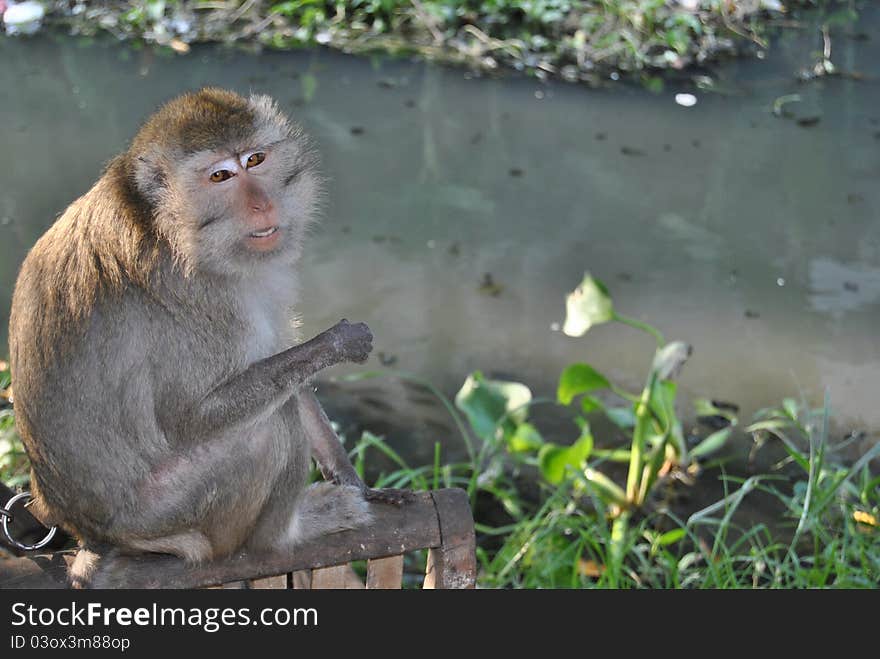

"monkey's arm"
[295,390,411,505]
[185,320,371,441]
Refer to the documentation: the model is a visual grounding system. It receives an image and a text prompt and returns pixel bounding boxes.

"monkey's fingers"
[363,487,414,506]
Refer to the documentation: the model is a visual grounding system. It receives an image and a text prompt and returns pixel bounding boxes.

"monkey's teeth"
[249,227,278,238]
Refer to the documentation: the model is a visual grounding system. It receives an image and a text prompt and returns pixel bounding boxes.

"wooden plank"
[366,555,403,589]
[0,555,68,589]
[249,574,288,589]
[423,489,476,589]
[291,570,312,589]
[76,490,445,588]
[312,565,354,590]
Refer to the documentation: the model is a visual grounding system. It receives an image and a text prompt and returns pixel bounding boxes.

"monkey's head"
[128,88,320,277]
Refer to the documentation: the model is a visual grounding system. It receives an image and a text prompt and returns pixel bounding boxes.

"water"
[1,16,878,465]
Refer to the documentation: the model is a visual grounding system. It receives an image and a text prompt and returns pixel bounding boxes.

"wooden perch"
[1,488,476,589]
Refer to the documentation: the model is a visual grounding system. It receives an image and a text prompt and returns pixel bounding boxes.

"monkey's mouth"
[249,226,278,238]
[246,225,282,252]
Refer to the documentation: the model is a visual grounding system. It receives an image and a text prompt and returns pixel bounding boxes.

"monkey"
[7,88,405,586]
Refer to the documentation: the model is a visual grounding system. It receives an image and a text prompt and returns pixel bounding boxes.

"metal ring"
[1,491,57,551]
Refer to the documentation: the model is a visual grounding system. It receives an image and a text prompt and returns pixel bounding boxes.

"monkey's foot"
[363,488,414,506]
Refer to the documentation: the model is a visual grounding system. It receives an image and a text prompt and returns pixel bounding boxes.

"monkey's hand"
[326,319,373,364]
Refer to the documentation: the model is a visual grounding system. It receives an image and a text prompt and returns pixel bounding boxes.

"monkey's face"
[133,90,321,278]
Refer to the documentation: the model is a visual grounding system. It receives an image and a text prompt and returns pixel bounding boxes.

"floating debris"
[350,126,365,136]
[620,146,645,157]
[796,116,821,128]
[169,38,190,54]
[478,273,503,297]
[674,93,697,107]
[3,0,45,35]
[509,168,524,177]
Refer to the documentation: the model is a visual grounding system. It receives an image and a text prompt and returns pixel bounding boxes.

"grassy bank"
[13,1,863,84]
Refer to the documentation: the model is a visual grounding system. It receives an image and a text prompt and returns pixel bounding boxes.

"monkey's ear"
[132,148,168,205]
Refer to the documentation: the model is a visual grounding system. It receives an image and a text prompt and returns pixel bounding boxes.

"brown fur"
[8,89,376,579]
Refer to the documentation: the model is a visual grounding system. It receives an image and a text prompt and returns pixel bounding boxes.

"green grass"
[342,387,878,588]
[33,1,864,85]
[0,361,28,488]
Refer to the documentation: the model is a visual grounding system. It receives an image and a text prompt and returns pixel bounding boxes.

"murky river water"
[1,13,878,465]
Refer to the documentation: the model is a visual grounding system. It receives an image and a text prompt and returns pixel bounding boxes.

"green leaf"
[557,364,610,404]
[783,398,799,421]
[745,419,793,433]
[693,398,738,425]
[508,422,544,453]
[690,427,731,459]
[581,395,603,414]
[538,428,594,485]
[656,528,686,546]
[562,273,614,337]
[454,371,532,443]
[605,406,636,429]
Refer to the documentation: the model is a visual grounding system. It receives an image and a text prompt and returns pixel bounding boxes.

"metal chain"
[1,491,57,551]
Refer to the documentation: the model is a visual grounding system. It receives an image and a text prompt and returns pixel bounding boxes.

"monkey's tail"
[287,482,372,546]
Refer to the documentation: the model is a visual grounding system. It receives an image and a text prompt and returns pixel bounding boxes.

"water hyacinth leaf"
[652,341,692,381]
[455,371,532,443]
[581,395,603,414]
[508,422,544,453]
[538,428,594,485]
[562,274,614,337]
[557,363,610,404]
[605,406,637,429]
[689,427,731,459]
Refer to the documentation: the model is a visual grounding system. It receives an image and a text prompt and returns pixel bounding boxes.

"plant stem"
[613,312,664,347]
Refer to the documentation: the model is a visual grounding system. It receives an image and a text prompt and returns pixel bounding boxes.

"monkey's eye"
[209,170,232,183]
[245,152,266,169]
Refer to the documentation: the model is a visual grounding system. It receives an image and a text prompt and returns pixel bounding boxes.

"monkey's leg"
[109,321,371,549]
[186,319,371,441]
[295,390,411,505]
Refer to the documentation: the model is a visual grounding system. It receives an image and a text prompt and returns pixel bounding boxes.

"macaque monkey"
[8,88,403,585]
